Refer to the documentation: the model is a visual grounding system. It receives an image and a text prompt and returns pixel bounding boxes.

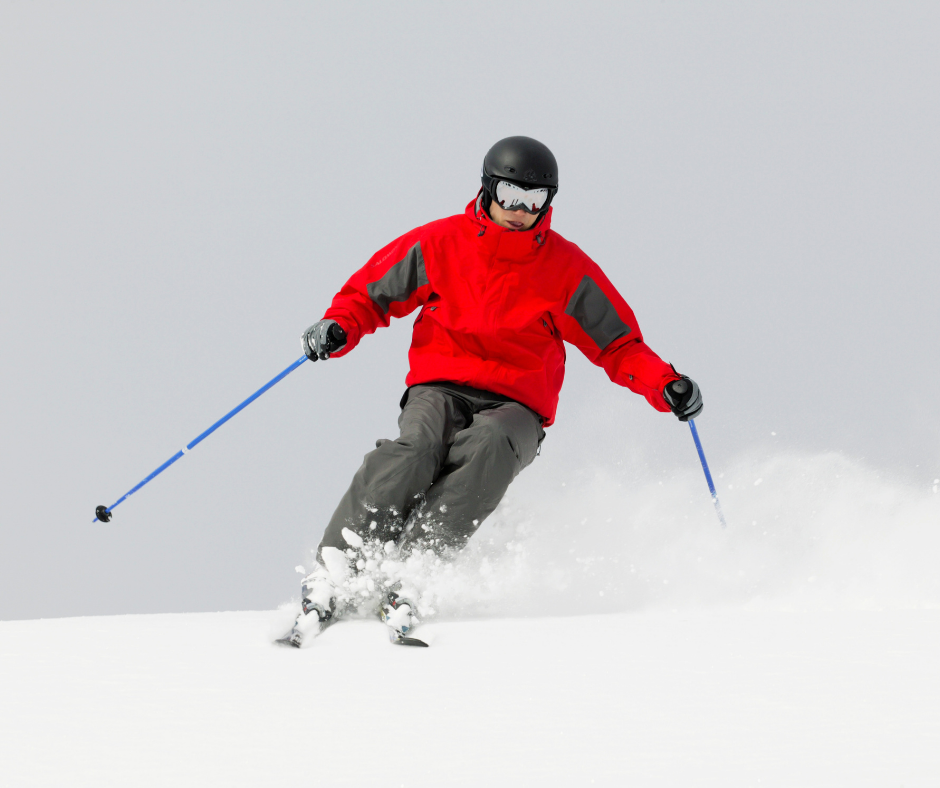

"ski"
[392,634,429,647]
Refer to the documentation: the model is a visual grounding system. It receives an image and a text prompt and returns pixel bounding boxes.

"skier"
[282,136,702,647]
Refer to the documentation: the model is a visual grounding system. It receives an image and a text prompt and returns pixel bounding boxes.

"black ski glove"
[301,320,347,361]
[663,375,703,421]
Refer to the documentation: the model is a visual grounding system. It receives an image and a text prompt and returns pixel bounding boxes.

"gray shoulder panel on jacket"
[367,242,429,314]
[564,275,632,350]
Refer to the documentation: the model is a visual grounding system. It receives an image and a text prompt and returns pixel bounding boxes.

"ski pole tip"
[95,505,112,523]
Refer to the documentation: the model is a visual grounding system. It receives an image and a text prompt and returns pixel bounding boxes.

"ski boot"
[275,599,337,648]
[275,553,347,648]
[380,582,428,647]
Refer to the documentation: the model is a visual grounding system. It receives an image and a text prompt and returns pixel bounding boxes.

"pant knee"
[367,431,446,469]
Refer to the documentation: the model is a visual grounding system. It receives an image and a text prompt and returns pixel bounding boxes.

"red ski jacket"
[323,194,679,426]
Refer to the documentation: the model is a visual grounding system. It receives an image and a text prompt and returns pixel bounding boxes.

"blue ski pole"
[688,419,727,528]
[94,355,309,523]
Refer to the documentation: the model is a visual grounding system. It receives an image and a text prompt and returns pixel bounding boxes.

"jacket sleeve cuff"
[322,311,361,358]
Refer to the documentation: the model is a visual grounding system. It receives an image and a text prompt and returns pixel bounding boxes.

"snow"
[3,450,937,785]
[5,455,940,786]
[1,609,937,786]
[7,449,938,785]
[325,451,940,620]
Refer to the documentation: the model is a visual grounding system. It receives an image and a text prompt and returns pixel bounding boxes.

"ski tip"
[393,635,429,648]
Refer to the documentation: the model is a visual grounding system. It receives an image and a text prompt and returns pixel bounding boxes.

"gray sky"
[2,2,938,621]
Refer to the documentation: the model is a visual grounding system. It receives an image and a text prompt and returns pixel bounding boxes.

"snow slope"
[1,608,938,787]
[4,450,939,786]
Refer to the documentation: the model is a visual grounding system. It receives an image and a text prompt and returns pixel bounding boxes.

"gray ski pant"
[318,383,545,558]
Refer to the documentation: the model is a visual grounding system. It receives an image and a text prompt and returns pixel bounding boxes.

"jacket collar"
[465,190,552,252]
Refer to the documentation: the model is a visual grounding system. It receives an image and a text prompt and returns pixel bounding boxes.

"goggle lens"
[494,180,551,214]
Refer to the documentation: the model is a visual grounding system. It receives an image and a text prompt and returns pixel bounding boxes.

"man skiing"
[281,136,702,647]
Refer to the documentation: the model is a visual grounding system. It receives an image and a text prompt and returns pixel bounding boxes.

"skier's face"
[489,199,541,231]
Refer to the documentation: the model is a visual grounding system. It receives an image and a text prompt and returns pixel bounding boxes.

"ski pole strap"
[94,355,309,523]
[688,419,727,528]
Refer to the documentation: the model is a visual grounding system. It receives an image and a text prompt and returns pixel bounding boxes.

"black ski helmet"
[481,136,558,213]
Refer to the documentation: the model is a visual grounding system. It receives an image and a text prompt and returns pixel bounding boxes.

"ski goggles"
[493,180,553,214]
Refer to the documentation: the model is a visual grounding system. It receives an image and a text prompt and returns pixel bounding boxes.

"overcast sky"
[1,2,937,621]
